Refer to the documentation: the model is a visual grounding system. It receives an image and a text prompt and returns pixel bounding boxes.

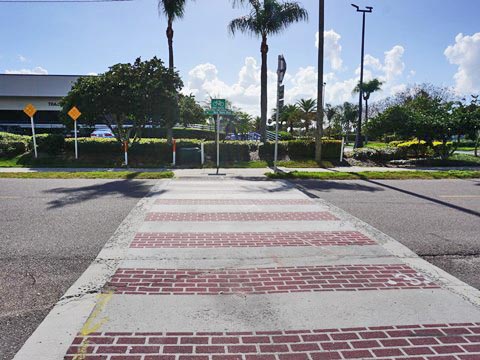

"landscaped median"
[0,171,174,179]
[266,169,480,180]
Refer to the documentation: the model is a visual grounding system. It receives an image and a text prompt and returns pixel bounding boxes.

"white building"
[0,74,82,132]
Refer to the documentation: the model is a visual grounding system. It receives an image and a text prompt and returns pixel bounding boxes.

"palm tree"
[353,78,383,125]
[158,0,188,143]
[296,98,317,135]
[229,0,308,142]
[158,0,187,69]
[280,104,301,134]
[324,103,337,138]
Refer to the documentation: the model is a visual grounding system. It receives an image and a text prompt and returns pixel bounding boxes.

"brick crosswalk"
[107,265,439,295]
[54,181,480,360]
[130,231,375,248]
[65,323,480,360]
[145,212,339,222]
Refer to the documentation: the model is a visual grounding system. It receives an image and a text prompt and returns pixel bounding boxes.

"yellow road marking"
[73,291,113,360]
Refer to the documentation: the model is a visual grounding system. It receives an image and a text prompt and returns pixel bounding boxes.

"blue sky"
[1,0,479,114]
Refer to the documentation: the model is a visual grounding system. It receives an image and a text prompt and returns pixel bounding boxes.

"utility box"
[177,147,201,165]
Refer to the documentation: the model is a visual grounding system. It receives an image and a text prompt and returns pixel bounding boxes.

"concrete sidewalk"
[14,178,480,360]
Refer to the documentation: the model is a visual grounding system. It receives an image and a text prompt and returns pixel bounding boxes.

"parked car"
[91,129,114,138]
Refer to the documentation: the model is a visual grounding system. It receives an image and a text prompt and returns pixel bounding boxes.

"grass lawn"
[457,147,476,151]
[0,171,174,179]
[267,170,480,180]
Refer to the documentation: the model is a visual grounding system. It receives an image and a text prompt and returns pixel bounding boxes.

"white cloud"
[18,55,28,63]
[182,57,277,115]
[444,32,480,94]
[5,66,48,75]
[87,72,98,76]
[183,34,409,115]
[316,30,343,71]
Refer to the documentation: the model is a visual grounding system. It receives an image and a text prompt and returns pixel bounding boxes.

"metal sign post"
[216,114,220,175]
[23,104,38,158]
[204,100,232,176]
[274,55,287,173]
[68,106,82,159]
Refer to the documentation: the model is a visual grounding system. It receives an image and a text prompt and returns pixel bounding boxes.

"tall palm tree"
[353,78,383,125]
[229,0,308,142]
[158,0,188,143]
[296,98,317,135]
[158,0,187,69]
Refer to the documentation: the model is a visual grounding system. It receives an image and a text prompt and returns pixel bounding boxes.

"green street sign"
[211,99,226,110]
[205,108,234,116]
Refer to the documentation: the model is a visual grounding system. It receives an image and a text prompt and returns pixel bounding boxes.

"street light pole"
[352,3,373,149]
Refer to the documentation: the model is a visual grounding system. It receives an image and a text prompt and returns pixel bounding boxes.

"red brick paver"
[145,212,339,222]
[155,199,314,205]
[64,323,480,359]
[130,231,375,248]
[106,264,439,295]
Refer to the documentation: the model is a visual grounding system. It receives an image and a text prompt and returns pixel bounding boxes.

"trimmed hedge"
[0,132,30,157]
[142,128,220,140]
[259,140,342,160]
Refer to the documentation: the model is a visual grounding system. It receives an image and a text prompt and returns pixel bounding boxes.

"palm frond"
[158,0,188,21]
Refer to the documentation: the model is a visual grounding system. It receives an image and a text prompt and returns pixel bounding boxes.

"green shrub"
[65,137,120,155]
[204,141,256,162]
[396,139,430,158]
[259,141,288,160]
[259,140,341,161]
[432,141,455,160]
[34,134,65,155]
[353,147,404,162]
[0,132,30,157]
[278,131,295,140]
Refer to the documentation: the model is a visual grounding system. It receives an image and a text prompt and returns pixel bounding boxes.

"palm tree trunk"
[315,0,325,162]
[166,17,175,145]
[166,18,174,69]
[260,35,268,143]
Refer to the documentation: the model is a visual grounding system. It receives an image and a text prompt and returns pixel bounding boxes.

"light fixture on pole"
[352,3,373,149]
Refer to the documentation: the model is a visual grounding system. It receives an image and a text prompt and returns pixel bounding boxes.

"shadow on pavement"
[43,180,164,209]
[292,179,384,196]
[363,179,480,219]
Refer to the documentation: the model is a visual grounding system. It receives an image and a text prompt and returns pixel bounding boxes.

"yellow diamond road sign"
[23,104,37,118]
[68,106,81,121]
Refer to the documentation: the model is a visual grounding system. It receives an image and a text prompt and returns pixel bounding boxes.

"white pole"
[200,142,205,165]
[216,115,220,174]
[172,139,176,166]
[124,141,128,166]
[30,116,38,158]
[274,79,280,173]
[340,136,345,162]
[74,121,78,160]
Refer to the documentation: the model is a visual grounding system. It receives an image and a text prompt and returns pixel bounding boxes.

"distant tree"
[61,57,182,147]
[229,0,308,142]
[353,78,383,127]
[323,103,338,138]
[179,94,206,127]
[296,98,317,134]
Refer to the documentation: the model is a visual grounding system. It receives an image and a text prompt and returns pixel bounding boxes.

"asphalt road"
[0,179,156,360]
[293,178,480,290]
